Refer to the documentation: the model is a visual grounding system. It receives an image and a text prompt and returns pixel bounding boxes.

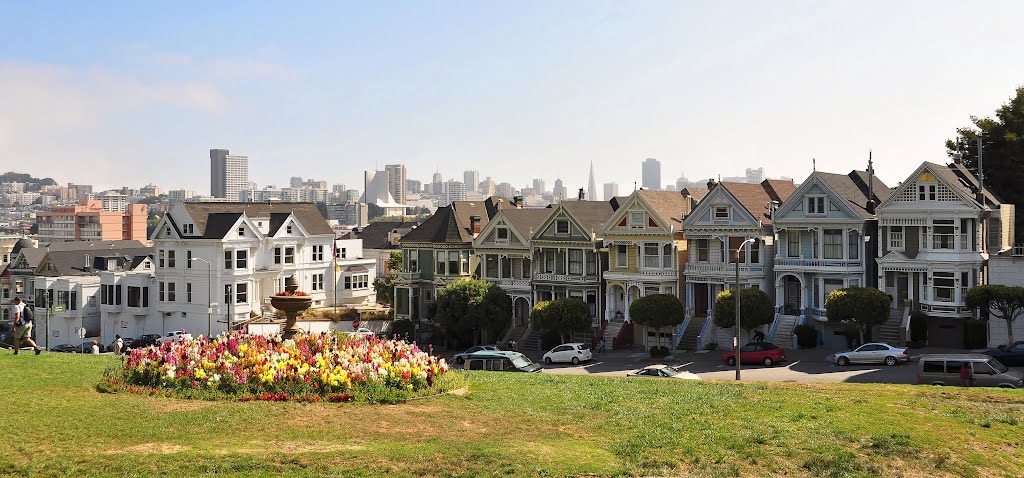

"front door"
[694,284,709,316]
[896,273,909,307]
[785,279,801,315]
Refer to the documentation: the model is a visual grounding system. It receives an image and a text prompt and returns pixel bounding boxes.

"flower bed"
[102,333,458,404]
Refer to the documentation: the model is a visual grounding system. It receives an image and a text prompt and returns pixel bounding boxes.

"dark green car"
[464,351,543,372]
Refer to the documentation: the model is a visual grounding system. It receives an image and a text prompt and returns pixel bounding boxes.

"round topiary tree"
[713,288,774,343]
[629,294,685,352]
[825,287,892,345]
[435,278,512,346]
[530,298,592,344]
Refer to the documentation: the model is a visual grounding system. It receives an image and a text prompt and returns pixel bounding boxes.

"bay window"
[933,272,955,302]
[787,231,800,257]
[932,220,955,249]
[823,229,843,259]
[644,243,659,268]
[616,245,627,267]
[697,239,709,262]
[662,244,672,268]
[568,250,584,275]
[501,257,512,278]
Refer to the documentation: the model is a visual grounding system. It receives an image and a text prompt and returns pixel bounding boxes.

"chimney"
[866,152,876,215]
[470,215,482,236]
[578,188,585,201]
[706,179,717,190]
[513,196,524,209]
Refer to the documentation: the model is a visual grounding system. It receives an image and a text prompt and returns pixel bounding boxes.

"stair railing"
[673,315,691,349]
[695,316,714,350]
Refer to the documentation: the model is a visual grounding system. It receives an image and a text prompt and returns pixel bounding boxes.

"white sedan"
[834,342,910,366]
[542,343,592,365]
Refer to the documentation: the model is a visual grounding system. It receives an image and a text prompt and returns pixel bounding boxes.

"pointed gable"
[534,201,614,241]
[775,171,890,222]
[880,162,981,210]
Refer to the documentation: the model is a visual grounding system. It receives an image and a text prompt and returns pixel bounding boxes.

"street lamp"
[191,257,213,337]
[735,237,756,381]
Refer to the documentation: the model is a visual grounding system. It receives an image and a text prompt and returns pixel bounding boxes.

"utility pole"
[977,132,985,196]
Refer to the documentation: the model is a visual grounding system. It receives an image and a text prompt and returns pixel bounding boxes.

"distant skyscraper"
[532,178,546,195]
[210,149,249,200]
[675,172,689,191]
[290,177,303,188]
[463,170,480,193]
[746,167,765,184]
[496,182,514,198]
[587,161,597,201]
[642,158,661,190]
[603,182,619,201]
[431,172,443,196]
[481,177,496,196]
[406,179,421,194]
[384,164,407,206]
[553,179,568,201]
[332,183,346,193]
[442,180,466,206]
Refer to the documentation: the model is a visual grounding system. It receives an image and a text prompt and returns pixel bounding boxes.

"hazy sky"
[2,1,1023,193]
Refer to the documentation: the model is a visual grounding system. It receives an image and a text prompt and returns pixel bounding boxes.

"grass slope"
[1,353,1023,477]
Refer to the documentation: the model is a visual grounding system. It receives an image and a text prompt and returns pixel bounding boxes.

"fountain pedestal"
[269,276,312,340]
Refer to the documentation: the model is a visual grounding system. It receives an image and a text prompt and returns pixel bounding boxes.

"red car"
[721,342,786,366]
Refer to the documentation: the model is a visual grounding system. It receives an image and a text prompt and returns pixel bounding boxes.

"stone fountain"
[269,275,312,340]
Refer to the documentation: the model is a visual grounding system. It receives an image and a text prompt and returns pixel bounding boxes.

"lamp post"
[735,237,755,381]
[191,257,213,337]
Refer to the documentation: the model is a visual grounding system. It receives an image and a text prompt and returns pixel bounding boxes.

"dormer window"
[555,220,569,236]
[183,224,194,234]
[629,211,645,230]
[807,196,826,215]
[714,206,730,220]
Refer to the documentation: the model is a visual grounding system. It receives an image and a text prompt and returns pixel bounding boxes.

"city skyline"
[3,2,1024,191]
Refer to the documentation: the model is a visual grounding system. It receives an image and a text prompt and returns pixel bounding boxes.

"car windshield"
[987,359,1009,374]
[661,368,680,377]
[511,356,533,369]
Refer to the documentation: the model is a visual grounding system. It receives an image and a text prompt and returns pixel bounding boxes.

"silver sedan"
[834,342,910,366]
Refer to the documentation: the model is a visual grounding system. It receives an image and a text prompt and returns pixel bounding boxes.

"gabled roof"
[719,180,796,225]
[554,200,615,233]
[344,221,419,250]
[813,170,890,219]
[878,161,1001,210]
[400,197,508,244]
[179,202,334,238]
[636,190,693,227]
[943,161,1005,208]
[500,208,551,235]
[27,240,152,276]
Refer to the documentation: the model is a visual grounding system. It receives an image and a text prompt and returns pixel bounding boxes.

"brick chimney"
[470,215,482,236]
[513,196,524,209]
[578,188,585,201]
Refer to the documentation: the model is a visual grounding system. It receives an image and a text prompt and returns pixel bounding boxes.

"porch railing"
[696,316,715,350]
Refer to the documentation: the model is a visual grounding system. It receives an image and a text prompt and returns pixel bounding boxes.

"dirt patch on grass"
[113,443,190,454]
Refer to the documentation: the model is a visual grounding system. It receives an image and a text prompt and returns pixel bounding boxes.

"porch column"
[842,227,849,261]
[624,291,631,322]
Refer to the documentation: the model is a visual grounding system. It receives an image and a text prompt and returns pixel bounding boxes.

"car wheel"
[544,357,552,365]
[837,356,850,366]
[763,357,774,366]
[572,357,580,365]
[727,357,736,366]
[884,356,898,366]
[455,356,465,364]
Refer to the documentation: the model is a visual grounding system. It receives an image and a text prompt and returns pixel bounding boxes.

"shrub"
[964,319,987,349]
[793,324,818,348]
[649,345,670,358]
[390,319,415,341]
[909,311,929,342]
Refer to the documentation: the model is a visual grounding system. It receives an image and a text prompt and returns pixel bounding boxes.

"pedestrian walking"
[598,337,606,355]
[112,334,123,355]
[959,363,974,387]
[10,298,42,355]
[91,340,100,354]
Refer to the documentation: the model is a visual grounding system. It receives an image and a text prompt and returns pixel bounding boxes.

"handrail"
[696,316,714,350]
[766,312,782,343]
[673,315,691,348]
[901,306,911,336]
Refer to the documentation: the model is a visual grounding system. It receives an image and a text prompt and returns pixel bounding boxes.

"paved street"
[449,346,1022,385]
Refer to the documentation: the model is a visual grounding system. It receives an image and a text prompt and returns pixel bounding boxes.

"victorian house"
[601,189,702,348]
[529,200,614,326]
[876,161,1015,347]
[772,168,889,348]
[394,197,504,322]
[681,180,796,348]
[473,207,550,327]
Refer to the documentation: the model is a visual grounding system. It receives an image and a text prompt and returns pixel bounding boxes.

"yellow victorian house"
[601,189,703,348]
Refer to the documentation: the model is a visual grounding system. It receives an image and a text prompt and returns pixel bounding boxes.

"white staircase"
[877,307,906,345]
[769,315,799,349]
[603,320,624,345]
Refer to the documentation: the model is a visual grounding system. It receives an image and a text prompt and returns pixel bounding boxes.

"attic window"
[496,227,509,244]
[238,227,245,237]
[165,226,171,236]
[714,207,729,220]
[556,220,569,236]
[806,197,826,215]
[917,182,936,201]
[183,224,194,234]
[286,225,293,234]
[629,211,645,230]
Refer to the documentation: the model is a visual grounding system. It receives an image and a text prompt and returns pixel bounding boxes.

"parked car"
[452,345,501,364]
[627,365,700,380]
[464,351,542,372]
[79,343,100,354]
[834,342,909,366]
[542,343,593,365]
[119,337,135,350]
[348,327,376,338]
[984,341,1024,366]
[917,354,1024,388]
[721,342,786,366]
[127,334,161,349]
[49,344,79,353]
[157,330,193,344]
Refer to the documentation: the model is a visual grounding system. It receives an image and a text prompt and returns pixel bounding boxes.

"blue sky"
[2,1,1023,192]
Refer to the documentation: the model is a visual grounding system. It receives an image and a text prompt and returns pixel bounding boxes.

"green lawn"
[2,353,1023,477]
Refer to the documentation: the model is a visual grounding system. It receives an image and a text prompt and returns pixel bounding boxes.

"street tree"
[713,288,774,341]
[966,284,1024,345]
[825,287,892,345]
[434,278,511,346]
[530,298,592,344]
[629,294,685,349]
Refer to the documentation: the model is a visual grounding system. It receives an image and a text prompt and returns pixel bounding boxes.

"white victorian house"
[876,161,1015,348]
[681,180,796,349]
[151,202,340,336]
[772,168,890,348]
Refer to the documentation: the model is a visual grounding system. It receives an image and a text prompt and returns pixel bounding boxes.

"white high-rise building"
[642,158,661,190]
[210,149,249,201]
[553,179,568,201]
[464,170,480,193]
[746,167,765,184]
[495,182,514,199]
[441,180,467,206]
[385,164,407,207]
[532,178,546,195]
[603,182,619,201]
